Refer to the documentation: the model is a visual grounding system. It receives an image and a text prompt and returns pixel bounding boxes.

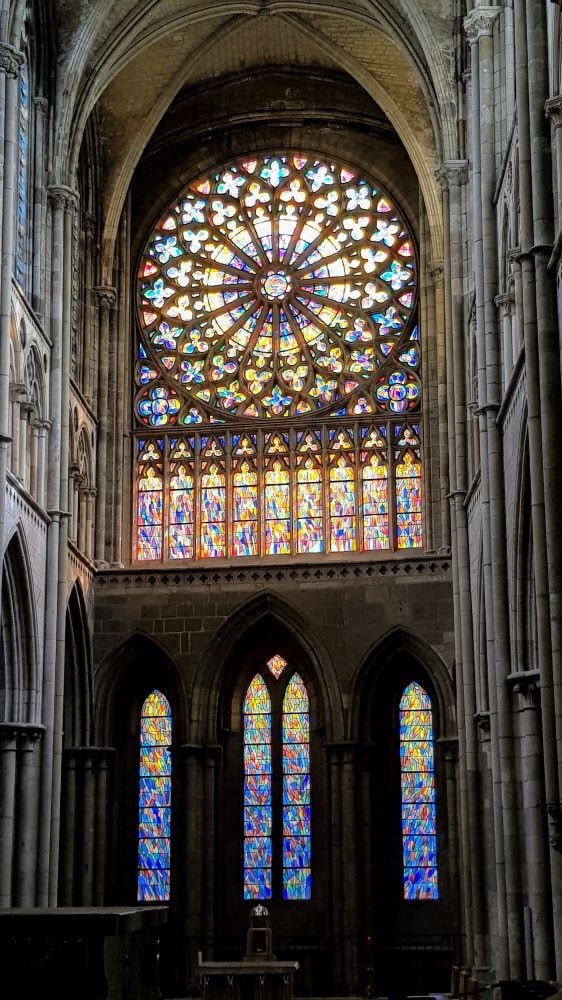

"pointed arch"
[0,524,38,722]
[64,580,93,746]
[349,625,454,742]
[190,590,344,745]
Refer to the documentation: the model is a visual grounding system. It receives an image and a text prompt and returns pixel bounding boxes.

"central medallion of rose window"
[259,268,292,302]
[137,153,418,421]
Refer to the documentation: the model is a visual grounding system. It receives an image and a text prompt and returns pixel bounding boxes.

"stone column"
[93,748,114,905]
[60,748,77,905]
[38,183,78,905]
[508,672,551,978]
[324,742,345,992]
[9,382,25,479]
[465,6,516,978]
[69,463,81,543]
[93,286,116,566]
[0,724,19,906]
[29,418,40,499]
[14,724,44,906]
[18,399,32,488]
[31,97,48,314]
[494,292,515,391]
[78,486,88,552]
[80,749,96,904]
[0,43,24,595]
[429,258,450,551]
[86,487,97,560]
[35,418,50,509]
[179,744,204,989]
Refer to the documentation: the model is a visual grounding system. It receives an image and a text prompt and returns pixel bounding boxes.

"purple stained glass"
[244,868,272,900]
[138,691,171,901]
[283,868,311,900]
[399,682,438,900]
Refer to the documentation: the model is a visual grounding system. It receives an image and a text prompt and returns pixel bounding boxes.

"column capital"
[494,291,514,317]
[429,258,445,283]
[86,487,98,501]
[464,7,501,44]
[0,43,24,77]
[507,670,540,711]
[436,159,468,190]
[93,285,117,309]
[84,212,96,237]
[33,96,48,115]
[10,382,27,401]
[545,95,562,129]
[48,184,79,213]
[546,802,562,853]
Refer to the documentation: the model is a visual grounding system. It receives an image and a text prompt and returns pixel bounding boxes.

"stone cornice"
[95,555,452,590]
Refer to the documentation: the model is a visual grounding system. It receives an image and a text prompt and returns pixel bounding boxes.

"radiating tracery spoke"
[137,153,419,422]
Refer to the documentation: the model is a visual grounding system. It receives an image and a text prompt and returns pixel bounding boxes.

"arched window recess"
[134,153,423,562]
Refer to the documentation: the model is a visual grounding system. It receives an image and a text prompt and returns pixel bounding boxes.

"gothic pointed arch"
[63,579,93,746]
[350,624,454,741]
[191,589,343,745]
[0,524,38,722]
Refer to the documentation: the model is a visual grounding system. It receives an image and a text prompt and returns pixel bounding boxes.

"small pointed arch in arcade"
[0,525,38,723]
[349,626,459,998]
[95,633,184,906]
[63,580,93,747]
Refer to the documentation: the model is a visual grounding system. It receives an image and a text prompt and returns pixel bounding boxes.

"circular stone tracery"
[136,153,419,422]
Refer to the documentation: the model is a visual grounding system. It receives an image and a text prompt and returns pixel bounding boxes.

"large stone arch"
[190,589,344,744]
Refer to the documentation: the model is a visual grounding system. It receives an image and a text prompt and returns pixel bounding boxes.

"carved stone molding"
[436,159,468,191]
[93,285,117,310]
[507,670,540,711]
[48,184,79,213]
[0,43,24,77]
[464,7,502,44]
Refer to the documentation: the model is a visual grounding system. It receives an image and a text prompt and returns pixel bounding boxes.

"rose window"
[134,153,423,562]
[136,153,418,423]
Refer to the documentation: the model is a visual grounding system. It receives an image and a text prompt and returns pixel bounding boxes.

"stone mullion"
[465,7,512,978]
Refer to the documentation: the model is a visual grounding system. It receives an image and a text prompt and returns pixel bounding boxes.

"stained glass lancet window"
[399,682,438,900]
[243,675,272,899]
[243,661,311,900]
[134,152,423,560]
[282,674,311,899]
[16,61,29,287]
[138,690,172,902]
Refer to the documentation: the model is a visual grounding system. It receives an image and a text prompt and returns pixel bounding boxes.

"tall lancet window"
[138,690,172,901]
[243,655,311,900]
[399,682,438,900]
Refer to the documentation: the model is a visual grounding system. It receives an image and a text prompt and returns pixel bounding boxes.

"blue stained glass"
[399,681,438,900]
[244,806,272,836]
[283,836,311,867]
[244,744,271,774]
[283,774,310,804]
[138,837,170,869]
[283,868,311,900]
[139,807,170,838]
[245,775,271,804]
[282,743,309,773]
[244,868,272,900]
[282,805,310,836]
[138,690,171,901]
[138,869,170,902]
[244,837,273,868]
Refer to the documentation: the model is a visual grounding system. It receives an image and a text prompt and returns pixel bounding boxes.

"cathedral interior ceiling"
[49,1,456,270]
